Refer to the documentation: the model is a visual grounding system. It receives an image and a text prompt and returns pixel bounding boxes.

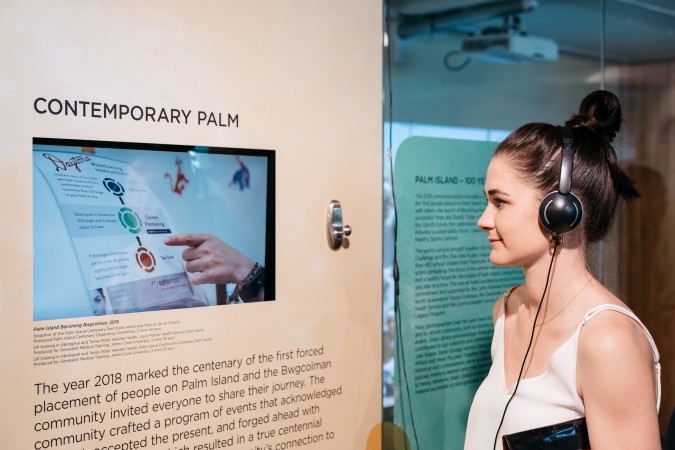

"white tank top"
[463,290,661,450]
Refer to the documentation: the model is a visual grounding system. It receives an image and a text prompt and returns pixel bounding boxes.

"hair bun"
[571,90,622,142]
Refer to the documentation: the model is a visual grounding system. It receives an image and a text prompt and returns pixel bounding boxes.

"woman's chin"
[489,251,518,267]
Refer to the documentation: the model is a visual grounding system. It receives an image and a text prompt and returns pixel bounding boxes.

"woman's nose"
[477,206,494,230]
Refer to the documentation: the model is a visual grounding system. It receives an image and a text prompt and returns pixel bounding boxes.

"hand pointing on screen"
[165,233,264,302]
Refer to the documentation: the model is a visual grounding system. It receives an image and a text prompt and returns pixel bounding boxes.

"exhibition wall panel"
[0,2,383,449]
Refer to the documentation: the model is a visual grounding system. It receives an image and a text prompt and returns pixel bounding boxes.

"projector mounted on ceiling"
[461,31,558,63]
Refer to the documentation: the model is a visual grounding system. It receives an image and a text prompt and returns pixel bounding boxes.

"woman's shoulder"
[575,295,660,445]
[578,305,650,352]
[576,295,657,394]
[577,284,646,331]
[576,289,650,356]
[491,285,520,324]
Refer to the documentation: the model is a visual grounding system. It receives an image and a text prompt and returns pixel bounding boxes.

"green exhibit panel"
[393,137,523,449]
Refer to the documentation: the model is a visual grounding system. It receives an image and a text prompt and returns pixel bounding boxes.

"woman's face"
[92,292,107,315]
[477,156,550,268]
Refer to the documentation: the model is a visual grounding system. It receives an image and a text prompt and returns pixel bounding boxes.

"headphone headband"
[558,125,574,196]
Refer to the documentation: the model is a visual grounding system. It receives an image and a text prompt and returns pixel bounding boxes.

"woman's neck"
[520,242,591,309]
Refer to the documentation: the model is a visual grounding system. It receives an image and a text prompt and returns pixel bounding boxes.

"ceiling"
[390,0,675,63]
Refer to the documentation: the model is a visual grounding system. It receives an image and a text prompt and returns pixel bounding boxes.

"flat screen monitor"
[33,137,275,320]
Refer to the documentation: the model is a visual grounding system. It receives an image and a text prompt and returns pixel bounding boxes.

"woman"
[464,90,661,449]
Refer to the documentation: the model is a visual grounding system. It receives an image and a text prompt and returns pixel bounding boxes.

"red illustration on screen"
[165,158,189,195]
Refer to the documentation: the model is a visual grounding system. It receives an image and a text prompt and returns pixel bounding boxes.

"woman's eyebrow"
[486,188,510,196]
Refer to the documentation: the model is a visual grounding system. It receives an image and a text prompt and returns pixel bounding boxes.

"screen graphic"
[33,138,275,320]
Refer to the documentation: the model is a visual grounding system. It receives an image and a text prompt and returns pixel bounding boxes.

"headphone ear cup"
[538,191,584,234]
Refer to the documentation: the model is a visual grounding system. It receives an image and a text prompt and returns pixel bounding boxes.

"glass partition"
[383,1,675,447]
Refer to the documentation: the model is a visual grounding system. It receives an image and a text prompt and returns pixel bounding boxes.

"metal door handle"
[327,200,351,250]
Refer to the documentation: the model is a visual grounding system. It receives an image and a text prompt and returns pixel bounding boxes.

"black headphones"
[538,126,584,237]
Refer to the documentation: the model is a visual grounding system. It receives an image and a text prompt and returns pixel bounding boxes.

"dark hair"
[494,90,639,242]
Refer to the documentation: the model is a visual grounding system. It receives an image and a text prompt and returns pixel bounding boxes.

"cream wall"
[0,1,383,448]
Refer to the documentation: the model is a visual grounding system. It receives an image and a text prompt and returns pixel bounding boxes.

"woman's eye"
[494,198,505,207]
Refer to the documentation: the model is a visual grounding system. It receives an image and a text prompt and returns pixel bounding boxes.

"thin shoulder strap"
[503,285,520,305]
[581,304,661,409]
[581,305,660,361]
[497,285,518,320]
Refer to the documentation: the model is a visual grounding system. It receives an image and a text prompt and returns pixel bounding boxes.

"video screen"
[33,138,275,320]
